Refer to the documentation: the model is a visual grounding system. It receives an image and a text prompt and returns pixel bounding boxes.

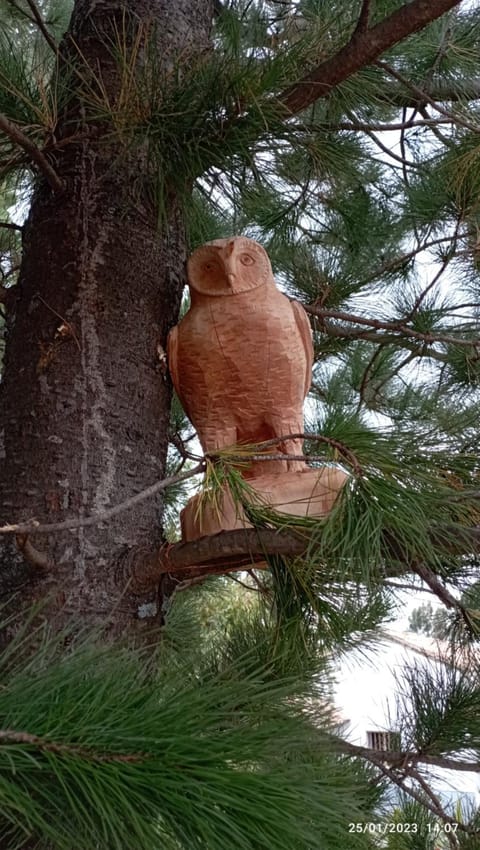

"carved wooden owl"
[167,236,313,474]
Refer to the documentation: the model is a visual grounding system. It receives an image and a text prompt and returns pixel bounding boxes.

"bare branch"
[353,0,371,36]
[352,749,469,839]
[209,433,361,473]
[307,304,479,351]
[375,59,480,134]
[411,561,478,634]
[339,738,480,775]
[0,113,63,192]
[409,767,461,848]
[15,534,53,570]
[0,221,22,232]
[297,118,452,133]
[278,0,464,115]
[0,462,205,536]
[24,0,58,53]
[126,524,480,591]
[361,127,423,168]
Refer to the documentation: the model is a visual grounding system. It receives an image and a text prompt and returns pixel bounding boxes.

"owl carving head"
[187,236,273,296]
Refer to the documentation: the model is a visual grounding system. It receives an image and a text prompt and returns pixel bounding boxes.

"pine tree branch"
[277,0,464,115]
[306,304,479,351]
[359,752,469,838]
[409,562,479,635]
[374,59,480,134]
[360,126,422,168]
[126,528,305,593]
[0,221,22,232]
[394,76,480,105]
[299,118,452,132]
[208,432,362,474]
[353,0,371,36]
[0,113,63,192]
[323,328,449,361]
[338,738,480,775]
[23,0,58,53]
[408,767,462,848]
[355,234,466,287]
[0,728,143,763]
[126,524,480,591]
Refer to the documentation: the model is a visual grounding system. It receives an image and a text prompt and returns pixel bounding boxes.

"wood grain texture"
[168,237,313,475]
[181,467,348,541]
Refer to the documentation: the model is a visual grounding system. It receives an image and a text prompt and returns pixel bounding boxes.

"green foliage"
[409,602,452,640]
[2,0,480,845]
[378,799,440,850]
[396,658,480,754]
[0,610,379,850]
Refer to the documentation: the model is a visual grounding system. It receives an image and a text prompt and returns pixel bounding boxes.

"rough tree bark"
[0,0,213,634]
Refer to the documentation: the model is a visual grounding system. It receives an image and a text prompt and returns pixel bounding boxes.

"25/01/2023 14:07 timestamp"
[348,822,459,835]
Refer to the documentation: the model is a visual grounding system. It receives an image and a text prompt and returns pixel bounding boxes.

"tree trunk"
[0,0,213,635]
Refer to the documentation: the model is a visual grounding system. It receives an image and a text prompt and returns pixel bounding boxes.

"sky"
[333,629,480,806]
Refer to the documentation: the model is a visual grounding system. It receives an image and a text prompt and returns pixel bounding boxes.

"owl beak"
[223,257,236,287]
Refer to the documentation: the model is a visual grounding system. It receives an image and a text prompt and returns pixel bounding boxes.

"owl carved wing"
[291,300,314,397]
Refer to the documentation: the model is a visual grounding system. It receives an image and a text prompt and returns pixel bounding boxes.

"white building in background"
[333,627,480,810]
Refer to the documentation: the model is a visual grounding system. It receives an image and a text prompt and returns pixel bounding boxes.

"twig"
[353,0,371,35]
[37,295,81,351]
[0,462,205,536]
[317,326,448,363]
[355,233,466,288]
[366,350,417,406]
[15,534,53,570]
[356,344,387,413]
[213,452,311,464]
[0,221,22,232]
[374,60,480,134]
[409,766,460,848]
[227,574,263,592]
[296,118,453,133]
[403,221,460,321]
[0,728,144,764]
[24,0,58,53]
[0,113,63,192]
[247,569,271,594]
[356,750,468,838]
[338,738,480,775]
[231,432,362,475]
[411,562,478,635]
[383,579,435,595]
[307,304,479,351]
[364,127,422,168]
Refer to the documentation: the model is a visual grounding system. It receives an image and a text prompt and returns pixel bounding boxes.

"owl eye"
[203,262,215,272]
[240,254,254,266]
